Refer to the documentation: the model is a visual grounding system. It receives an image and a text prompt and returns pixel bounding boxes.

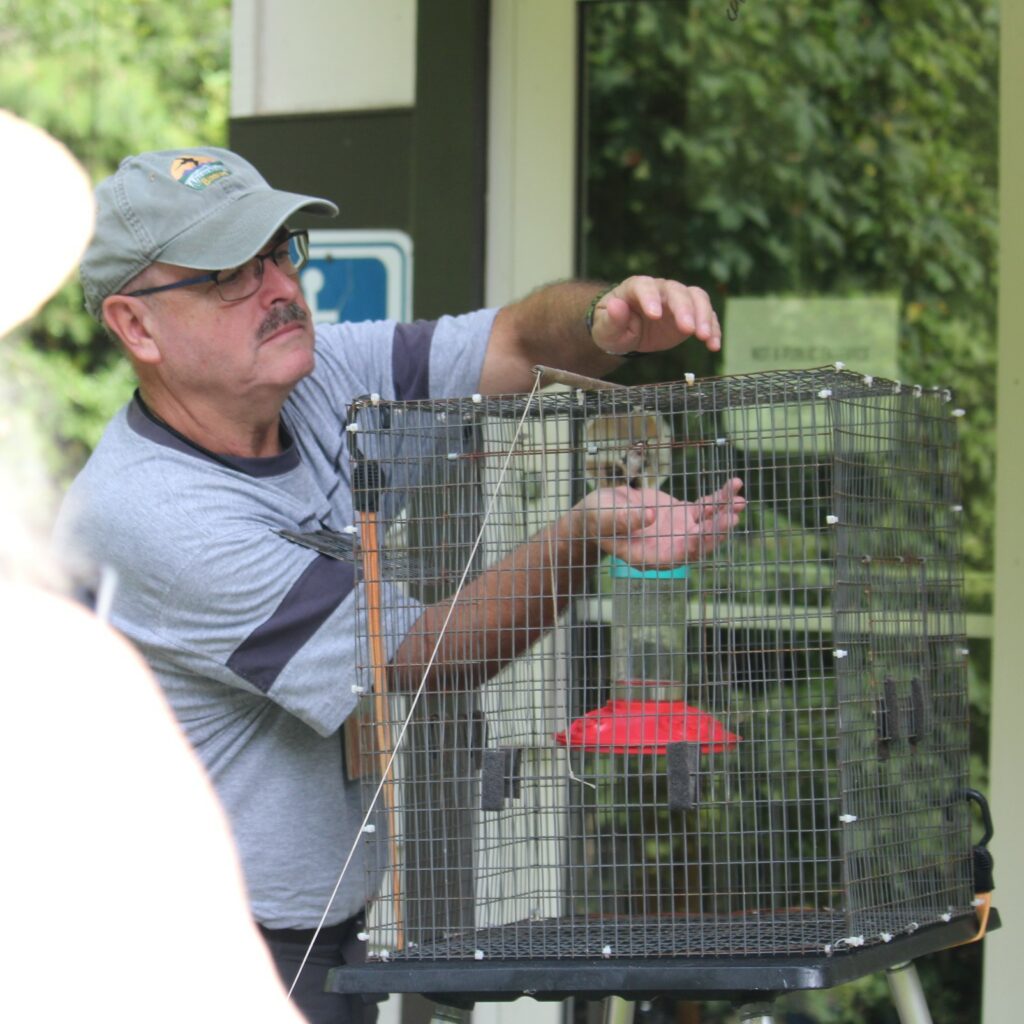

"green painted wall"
[230,0,489,320]
[230,108,414,229]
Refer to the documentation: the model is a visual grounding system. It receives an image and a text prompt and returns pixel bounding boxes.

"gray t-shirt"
[55,310,494,928]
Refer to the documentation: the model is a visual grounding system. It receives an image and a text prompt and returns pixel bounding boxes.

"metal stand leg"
[428,1003,472,1024]
[734,1002,777,1024]
[886,961,934,1024]
[602,996,635,1024]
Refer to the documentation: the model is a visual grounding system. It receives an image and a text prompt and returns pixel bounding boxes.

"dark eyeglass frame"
[124,229,310,303]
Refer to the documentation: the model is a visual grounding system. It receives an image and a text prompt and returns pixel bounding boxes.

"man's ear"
[101,295,162,365]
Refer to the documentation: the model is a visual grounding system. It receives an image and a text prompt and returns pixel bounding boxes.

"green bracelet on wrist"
[584,286,614,335]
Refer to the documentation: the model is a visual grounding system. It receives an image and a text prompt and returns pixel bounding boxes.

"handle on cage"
[955,788,995,947]
[964,788,995,893]
[343,449,385,779]
[349,443,403,949]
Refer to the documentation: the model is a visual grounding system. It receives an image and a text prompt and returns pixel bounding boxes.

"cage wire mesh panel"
[342,367,974,978]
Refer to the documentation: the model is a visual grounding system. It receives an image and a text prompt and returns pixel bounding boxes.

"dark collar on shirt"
[128,390,301,478]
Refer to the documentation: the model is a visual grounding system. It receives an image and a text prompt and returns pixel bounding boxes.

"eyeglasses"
[125,229,310,303]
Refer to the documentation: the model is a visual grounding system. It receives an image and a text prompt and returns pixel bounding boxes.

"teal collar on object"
[608,557,688,580]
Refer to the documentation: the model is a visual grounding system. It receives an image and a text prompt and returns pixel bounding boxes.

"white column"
[486,0,578,307]
[483,12,576,1024]
[230,0,417,117]
[982,3,1023,1020]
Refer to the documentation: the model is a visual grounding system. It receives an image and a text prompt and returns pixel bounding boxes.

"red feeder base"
[555,696,741,755]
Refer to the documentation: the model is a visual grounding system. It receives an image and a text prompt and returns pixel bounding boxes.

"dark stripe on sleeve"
[227,555,356,693]
[392,320,437,401]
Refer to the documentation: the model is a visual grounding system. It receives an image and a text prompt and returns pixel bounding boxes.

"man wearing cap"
[56,147,743,1024]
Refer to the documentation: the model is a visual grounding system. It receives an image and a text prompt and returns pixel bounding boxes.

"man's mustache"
[257,302,308,341]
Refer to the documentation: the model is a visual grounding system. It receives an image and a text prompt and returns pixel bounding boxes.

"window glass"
[577,5,997,1020]
[579,0,997,577]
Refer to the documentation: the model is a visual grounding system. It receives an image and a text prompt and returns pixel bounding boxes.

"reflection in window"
[579,0,996,574]
[576,4,997,1021]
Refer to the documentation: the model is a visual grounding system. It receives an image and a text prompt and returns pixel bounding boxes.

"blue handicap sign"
[301,230,413,324]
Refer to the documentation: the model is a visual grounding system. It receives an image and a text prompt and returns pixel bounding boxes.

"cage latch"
[666,741,701,810]
[480,747,523,811]
[877,676,931,760]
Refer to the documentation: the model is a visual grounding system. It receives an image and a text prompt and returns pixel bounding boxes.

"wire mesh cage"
[320,366,977,999]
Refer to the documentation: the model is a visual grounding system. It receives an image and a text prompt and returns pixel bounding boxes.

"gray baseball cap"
[80,146,338,320]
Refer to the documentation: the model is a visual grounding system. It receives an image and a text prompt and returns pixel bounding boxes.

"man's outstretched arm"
[388,478,745,692]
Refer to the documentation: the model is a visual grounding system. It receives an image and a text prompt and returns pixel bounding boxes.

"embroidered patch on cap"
[169,155,231,190]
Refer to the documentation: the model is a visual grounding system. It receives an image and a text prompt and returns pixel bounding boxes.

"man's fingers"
[596,294,642,353]
[665,284,704,337]
[622,503,656,532]
[696,477,745,514]
[691,479,745,553]
[602,293,632,327]
[587,478,744,570]
[659,281,720,351]
[617,275,664,320]
[600,277,725,355]
[590,487,657,533]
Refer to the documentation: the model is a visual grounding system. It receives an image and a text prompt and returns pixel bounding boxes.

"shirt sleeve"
[145,530,423,737]
[298,308,498,421]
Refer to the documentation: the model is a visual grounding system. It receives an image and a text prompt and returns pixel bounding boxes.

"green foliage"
[581,2,998,1020]
[0,0,230,482]
[1,336,137,476]
[582,0,998,575]
[0,0,230,172]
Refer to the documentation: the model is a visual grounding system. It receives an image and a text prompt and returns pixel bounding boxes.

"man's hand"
[574,477,745,569]
[393,478,744,691]
[591,276,721,358]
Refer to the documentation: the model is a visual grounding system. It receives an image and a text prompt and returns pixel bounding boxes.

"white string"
[535,378,595,791]
[289,376,546,993]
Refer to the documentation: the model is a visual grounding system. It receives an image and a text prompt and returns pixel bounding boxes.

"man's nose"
[259,257,303,304]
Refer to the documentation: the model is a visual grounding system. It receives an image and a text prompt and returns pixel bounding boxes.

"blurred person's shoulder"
[0,581,305,1020]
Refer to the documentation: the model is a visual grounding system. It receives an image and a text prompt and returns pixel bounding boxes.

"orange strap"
[955,892,992,946]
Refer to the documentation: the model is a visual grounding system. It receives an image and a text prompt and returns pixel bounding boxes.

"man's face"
[136,232,316,407]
